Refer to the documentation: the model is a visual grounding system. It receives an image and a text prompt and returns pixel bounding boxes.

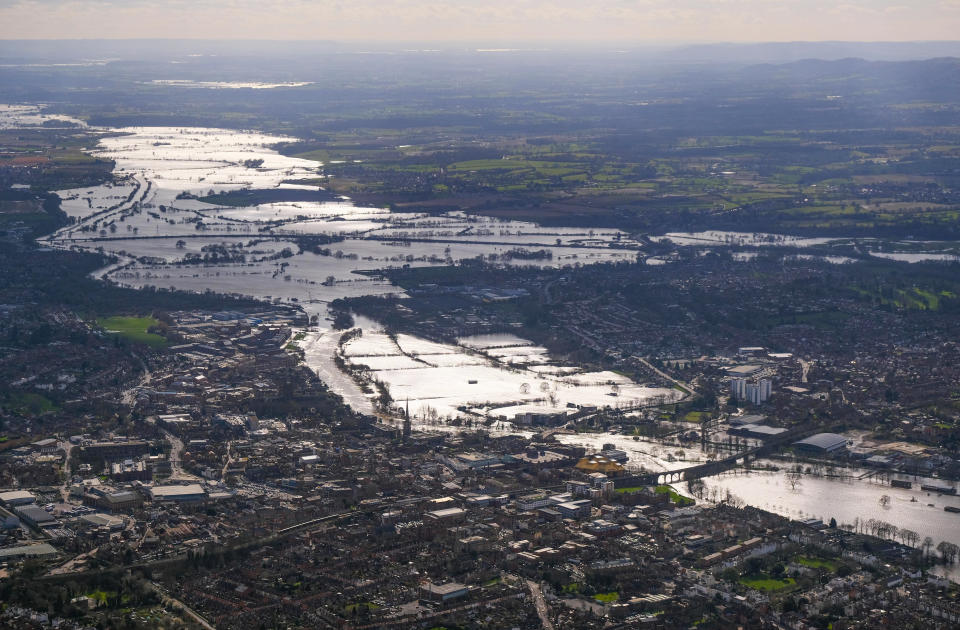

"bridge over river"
[614,426,821,488]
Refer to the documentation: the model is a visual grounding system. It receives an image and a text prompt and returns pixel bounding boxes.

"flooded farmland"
[14,107,957,576]
[34,121,677,423]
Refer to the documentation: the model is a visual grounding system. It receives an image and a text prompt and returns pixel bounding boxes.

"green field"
[655,485,695,507]
[593,592,619,603]
[3,392,58,416]
[739,575,796,592]
[796,556,839,571]
[97,316,167,347]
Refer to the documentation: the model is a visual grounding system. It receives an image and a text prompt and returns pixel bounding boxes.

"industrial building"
[419,582,469,604]
[425,507,466,523]
[0,543,58,561]
[728,423,787,440]
[149,483,208,503]
[15,504,56,528]
[793,433,848,454]
[0,490,36,506]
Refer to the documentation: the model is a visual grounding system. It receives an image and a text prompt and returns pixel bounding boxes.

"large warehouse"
[149,483,207,503]
[793,433,848,454]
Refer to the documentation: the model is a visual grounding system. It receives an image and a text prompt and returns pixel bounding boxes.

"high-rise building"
[745,383,760,405]
[732,377,772,404]
[730,378,747,399]
[759,378,772,401]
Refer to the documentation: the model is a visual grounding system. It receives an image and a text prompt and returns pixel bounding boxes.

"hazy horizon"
[1,0,958,43]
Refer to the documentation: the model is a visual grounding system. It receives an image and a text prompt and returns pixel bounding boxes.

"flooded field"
[0,103,87,128]
[147,80,314,89]
[869,251,960,263]
[337,325,681,421]
[10,103,960,583]
[654,230,844,248]
[27,116,956,429]
[13,108,956,494]
[704,468,960,580]
[28,122,674,423]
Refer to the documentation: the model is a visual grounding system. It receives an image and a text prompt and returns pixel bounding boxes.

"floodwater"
[10,105,958,578]
[339,326,681,420]
[869,251,960,263]
[704,468,960,580]
[147,80,314,89]
[654,231,842,248]
[0,104,87,129]
[32,123,676,420]
[22,111,955,428]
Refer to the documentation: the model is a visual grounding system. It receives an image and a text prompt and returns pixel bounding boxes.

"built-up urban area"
[1,290,959,629]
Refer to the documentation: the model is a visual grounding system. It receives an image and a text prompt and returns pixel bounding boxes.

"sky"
[0,0,957,42]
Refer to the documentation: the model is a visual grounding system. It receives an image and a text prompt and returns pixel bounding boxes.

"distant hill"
[735,56,960,102]
[666,41,960,64]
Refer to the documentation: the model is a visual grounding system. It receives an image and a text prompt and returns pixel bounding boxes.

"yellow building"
[575,456,624,475]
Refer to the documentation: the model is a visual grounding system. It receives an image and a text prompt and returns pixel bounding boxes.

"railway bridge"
[614,426,818,488]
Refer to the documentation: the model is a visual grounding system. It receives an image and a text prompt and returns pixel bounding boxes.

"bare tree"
[888,525,899,543]
[901,529,920,548]
[687,478,706,499]
[785,471,803,491]
[936,541,959,564]
[879,494,891,509]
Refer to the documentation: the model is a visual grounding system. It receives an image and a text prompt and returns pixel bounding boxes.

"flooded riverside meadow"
[704,467,960,580]
[11,105,958,575]
[34,120,679,420]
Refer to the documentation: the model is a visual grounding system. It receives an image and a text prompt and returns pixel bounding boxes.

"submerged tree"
[785,471,803,491]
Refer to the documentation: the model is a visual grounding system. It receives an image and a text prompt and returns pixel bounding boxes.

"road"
[541,277,563,306]
[152,582,215,630]
[799,358,812,384]
[220,440,234,481]
[526,580,555,630]
[162,428,200,481]
[58,440,73,502]
[121,352,152,408]
[632,355,696,396]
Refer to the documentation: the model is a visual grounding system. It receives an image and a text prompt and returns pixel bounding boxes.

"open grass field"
[96,316,167,347]
[655,485,695,507]
[739,575,796,592]
[3,392,58,416]
[275,117,960,237]
[795,556,840,571]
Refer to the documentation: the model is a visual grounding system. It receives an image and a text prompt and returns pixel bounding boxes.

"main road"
[526,580,555,630]
[631,354,696,396]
